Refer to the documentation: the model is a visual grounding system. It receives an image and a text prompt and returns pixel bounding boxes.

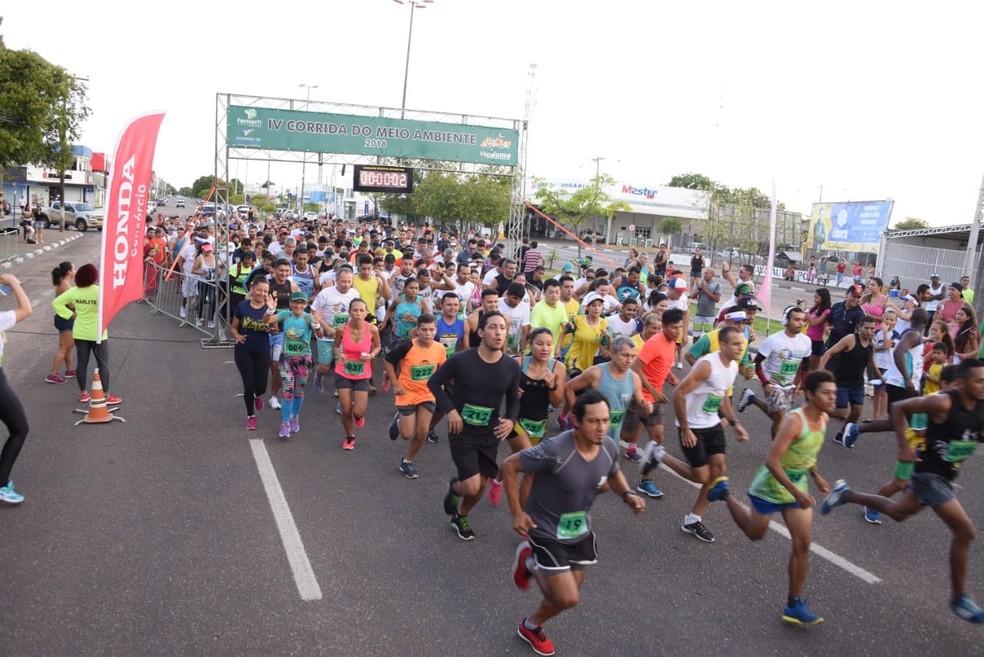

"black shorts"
[449,427,500,480]
[54,314,74,332]
[334,374,370,392]
[810,339,824,357]
[887,384,916,406]
[528,531,598,573]
[679,424,726,468]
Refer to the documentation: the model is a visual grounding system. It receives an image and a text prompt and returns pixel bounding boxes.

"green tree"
[0,34,76,201]
[658,217,683,244]
[667,172,715,190]
[534,174,630,257]
[893,217,930,230]
[44,72,90,231]
[190,175,216,199]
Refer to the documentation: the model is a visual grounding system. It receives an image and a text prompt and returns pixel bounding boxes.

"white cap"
[670,277,688,290]
[582,292,605,307]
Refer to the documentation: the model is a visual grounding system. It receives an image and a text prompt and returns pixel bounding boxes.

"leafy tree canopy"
[893,217,930,230]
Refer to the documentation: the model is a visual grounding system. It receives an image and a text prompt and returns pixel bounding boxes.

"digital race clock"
[352,165,414,194]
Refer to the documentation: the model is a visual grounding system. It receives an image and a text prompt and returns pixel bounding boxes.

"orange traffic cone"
[74,368,125,425]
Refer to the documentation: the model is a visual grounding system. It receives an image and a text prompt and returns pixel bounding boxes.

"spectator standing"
[522,240,543,275]
[689,247,705,288]
[925,273,945,327]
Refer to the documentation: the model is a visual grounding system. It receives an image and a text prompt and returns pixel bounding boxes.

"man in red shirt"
[622,307,684,497]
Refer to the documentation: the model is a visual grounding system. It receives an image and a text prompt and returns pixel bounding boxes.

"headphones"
[781,305,797,327]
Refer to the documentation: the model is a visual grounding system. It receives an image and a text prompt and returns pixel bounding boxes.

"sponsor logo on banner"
[98,112,166,337]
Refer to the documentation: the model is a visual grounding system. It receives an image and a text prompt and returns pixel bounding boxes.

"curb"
[0,234,84,270]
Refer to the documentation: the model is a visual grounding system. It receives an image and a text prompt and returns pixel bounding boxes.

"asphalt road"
[1,235,982,656]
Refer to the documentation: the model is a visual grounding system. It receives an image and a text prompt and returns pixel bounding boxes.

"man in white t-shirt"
[925,272,945,327]
[666,277,690,368]
[310,266,360,393]
[433,262,475,318]
[498,282,531,356]
[607,297,639,339]
[737,307,812,438]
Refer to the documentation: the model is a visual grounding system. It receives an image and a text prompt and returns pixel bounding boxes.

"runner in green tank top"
[705,370,838,626]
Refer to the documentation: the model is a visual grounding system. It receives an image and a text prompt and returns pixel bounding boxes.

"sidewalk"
[0,227,86,270]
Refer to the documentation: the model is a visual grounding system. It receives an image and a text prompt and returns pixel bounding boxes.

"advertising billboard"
[807,200,894,253]
[226,106,518,166]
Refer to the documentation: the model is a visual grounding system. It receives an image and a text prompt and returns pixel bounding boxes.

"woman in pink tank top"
[332,298,381,450]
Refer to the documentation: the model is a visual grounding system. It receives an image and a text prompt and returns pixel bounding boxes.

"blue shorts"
[911,471,956,507]
[836,385,865,409]
[54,314,74,332]
[269,332,285,360]
[748,492,799,516]
[316,339,334,367]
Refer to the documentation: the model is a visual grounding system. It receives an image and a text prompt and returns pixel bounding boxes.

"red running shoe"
[106,395,123,405]
[517,620,555,656]
[487,478,503,506]
[342,437,356,450]
[354,415,365,429]
[79,392,91,403]
[512,542,534,591]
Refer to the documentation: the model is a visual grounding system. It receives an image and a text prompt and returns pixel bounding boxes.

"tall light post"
[393,0,434,114]
[298,83,319,215]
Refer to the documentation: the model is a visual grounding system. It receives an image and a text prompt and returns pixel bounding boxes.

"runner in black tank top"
[818,316,880,446]
[820,359,984,623]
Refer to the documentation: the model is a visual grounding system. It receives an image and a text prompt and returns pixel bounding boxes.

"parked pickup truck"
[45,201,104,232]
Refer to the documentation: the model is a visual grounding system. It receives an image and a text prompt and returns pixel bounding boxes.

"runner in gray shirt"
[501,388,645,657]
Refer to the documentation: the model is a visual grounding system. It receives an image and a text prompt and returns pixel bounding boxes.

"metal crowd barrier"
[143,262,235,348]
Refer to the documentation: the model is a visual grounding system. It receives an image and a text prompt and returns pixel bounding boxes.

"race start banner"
[226,106,518,166]
[98,111,166,339]
[806,200,894,253]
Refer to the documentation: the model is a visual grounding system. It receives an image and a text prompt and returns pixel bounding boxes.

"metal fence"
[878,243,968,293]
[143,263,235,348]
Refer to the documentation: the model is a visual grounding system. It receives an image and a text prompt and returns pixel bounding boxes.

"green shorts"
[316,339,335,367]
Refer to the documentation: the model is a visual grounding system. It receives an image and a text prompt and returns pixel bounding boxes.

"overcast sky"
[4,1,984,225]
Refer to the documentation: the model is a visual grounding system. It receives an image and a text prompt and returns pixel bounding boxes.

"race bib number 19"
[557,511,588,540]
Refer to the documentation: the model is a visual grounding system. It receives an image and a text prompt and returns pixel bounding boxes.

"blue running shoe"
[336,401,342,415]
[707,477,730,502]
[399,459,419,480]
[0,481,24,504]
[863,506,882,525]
[624,449,642,464]
[950,595,984,624]
[782,598,824,625]
[388,412,400,441]
[313,373,324,394]
[636,479,664,498]
[843,422,860,449]
[821,480,852,515]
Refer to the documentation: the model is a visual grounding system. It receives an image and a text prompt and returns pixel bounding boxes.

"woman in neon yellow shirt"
[52,264,121,405]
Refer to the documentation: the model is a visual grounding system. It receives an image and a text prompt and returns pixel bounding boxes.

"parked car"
[236,205,251,216]
[175,199,186,208]
[579,229,605,243]
[45,201,104,232]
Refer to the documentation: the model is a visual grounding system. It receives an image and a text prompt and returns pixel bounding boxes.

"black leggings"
[235,347,270,416]
[0,369,29,487]
[75,339,110,393]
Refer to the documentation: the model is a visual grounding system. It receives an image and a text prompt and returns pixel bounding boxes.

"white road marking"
[248,438,323,601]
[657,466,882,584]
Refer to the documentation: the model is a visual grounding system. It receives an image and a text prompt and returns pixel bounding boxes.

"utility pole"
[968,174,984,321]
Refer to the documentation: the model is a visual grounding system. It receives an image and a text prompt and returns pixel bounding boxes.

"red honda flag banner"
[97,112,166,340]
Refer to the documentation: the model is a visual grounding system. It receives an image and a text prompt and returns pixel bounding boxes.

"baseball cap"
[724,310,747,322]
[737,297,760,311]
[562,262,575,273]
[670,278,688,290]
[735,283,752,296]
[902,294,917,304]
[931,272,940,278]
[279,228,289,235]
[290,291,308,303]
[582,292,605,307]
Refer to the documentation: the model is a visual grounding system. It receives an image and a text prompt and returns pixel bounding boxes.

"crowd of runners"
[2,207,984,656]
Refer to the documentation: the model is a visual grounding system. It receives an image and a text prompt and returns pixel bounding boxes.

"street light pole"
[393,0,434,116]
[298,83,319,216]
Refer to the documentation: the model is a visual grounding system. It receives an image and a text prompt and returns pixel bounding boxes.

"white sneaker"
[179,306,187,319]
[195,318,203,327]
[643,441,665,467]
[207,321,216,329]
[269,396,281,410]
